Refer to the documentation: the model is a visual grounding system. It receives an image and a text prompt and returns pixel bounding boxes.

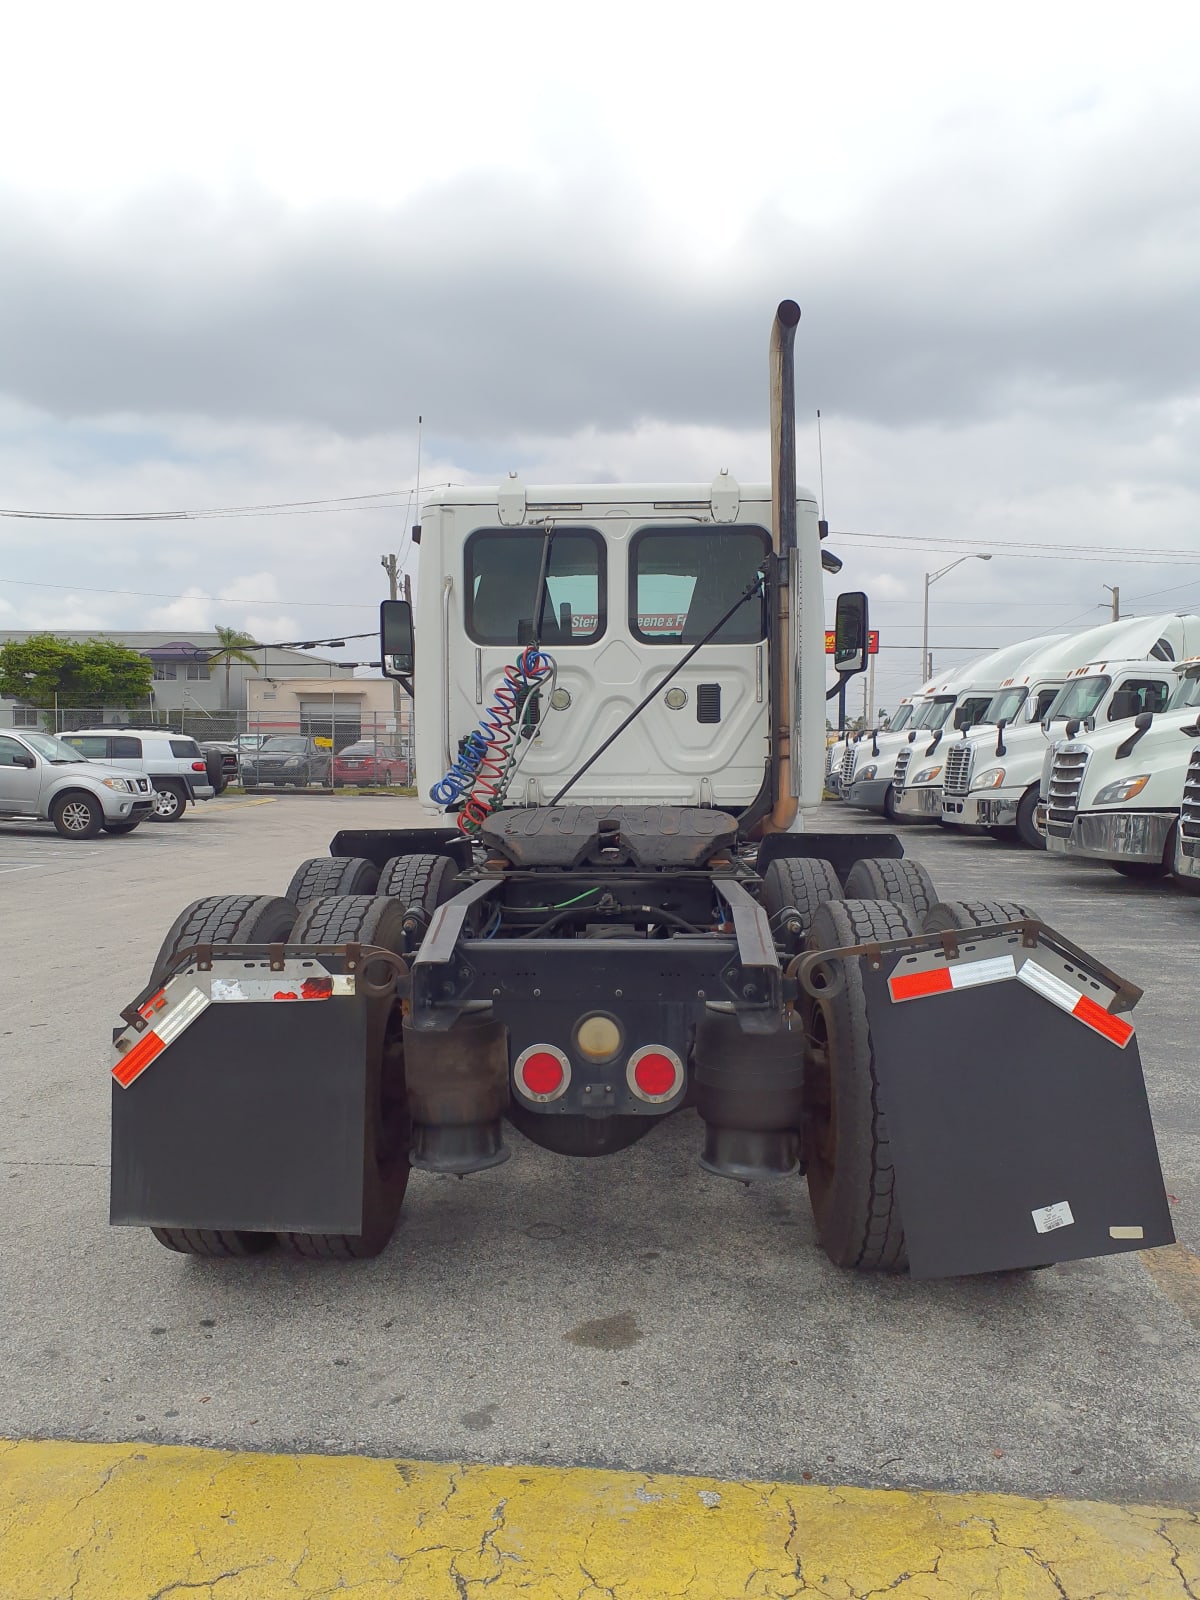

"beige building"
[246,675,411,748]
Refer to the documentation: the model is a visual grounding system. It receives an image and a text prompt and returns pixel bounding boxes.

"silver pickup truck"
[0,728,156,838]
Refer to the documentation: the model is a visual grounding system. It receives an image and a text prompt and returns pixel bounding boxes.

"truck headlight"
[972,767,1006,790]
[285,757,303,766]
[911,765,942,785]
[102,777,132,793]
[1094,774,1150,804]
[858,764,878,781]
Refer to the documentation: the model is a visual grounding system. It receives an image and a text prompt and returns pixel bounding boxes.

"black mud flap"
[110,988,371,1236]
[854,928,1175,1278]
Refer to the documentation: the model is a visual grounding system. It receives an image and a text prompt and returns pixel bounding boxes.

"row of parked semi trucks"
[827,611,1200,888]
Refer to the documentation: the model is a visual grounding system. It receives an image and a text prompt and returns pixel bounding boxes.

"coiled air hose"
[430,647,555,833]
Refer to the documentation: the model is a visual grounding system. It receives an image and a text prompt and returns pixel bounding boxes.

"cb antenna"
[816,408,827,521]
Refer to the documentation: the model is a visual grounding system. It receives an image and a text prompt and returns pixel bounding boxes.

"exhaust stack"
[763,299,801,834]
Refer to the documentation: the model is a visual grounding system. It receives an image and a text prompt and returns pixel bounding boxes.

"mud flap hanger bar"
[118,942,411,1034]
[789,919,1142,1020]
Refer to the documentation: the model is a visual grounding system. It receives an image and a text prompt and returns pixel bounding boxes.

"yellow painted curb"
[1,1441,1198,1598]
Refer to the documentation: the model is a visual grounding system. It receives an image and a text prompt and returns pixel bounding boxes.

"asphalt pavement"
[1,794,1196,1508]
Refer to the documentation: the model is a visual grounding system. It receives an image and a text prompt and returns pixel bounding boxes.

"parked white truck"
[840,667,1003,818]
[939,615,1199,850]
[831,697,917,802]
[1041,652,1200,880]
[891,634,1068,824]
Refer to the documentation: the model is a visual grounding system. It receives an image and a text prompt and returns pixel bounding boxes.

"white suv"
[0,729,156,838]
[59,727,216,820]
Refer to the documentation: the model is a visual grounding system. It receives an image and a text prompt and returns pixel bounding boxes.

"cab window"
[465,529,605,646]
[1106,678,1171,720]
[62,735,108,759]
[629,527,768,644]
[0,736,32,767]
[111,736,142,758]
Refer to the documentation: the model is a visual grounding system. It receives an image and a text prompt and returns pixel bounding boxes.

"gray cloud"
[1,99,1198,445]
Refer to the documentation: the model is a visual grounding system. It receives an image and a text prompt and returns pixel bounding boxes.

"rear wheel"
[151,1227,274,1258]
[50,792,104,839]
[1015,787,1046,851]
[277,895,411,1259]
[151,782,186,822]
[923,899,1039,933]
[842,856,938,918]
[285,855,380,904]
[801,898,920,1271]
[145,893,299,1258]
[377,853,459,947]
[758,857,842,951]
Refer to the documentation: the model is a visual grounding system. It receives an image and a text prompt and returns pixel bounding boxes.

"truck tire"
[277,895,411,1259]
[151,781,187,822]
[285,855,379,904]
[1015,786,1046,851]
[802,898,920,1272]
[151,1227,274,1258]
[50,791,105,840]
[145,893,299,1258]
[149,892,300,991]
[882,784,899,822]
[377,852,459,945]
[842,856,938,917]
[923,899,1038,932]
[759,857,842,949]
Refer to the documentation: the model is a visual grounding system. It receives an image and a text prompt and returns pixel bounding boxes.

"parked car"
[199,741,239,794]
[332,739,409,787]
[58,727,216,820]
[239,735,332,789]
[0,728,156,838]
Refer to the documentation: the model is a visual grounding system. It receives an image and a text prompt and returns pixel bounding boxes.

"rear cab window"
[110,737,143,759]
[628,527,768,644]
[465,529,605,646]
[169,739,202,759]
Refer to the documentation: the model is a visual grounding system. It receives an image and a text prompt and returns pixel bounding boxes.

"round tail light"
[514,1044,570,1102]
[627,1045,684,1103]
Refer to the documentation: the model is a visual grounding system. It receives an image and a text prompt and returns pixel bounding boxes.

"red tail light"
[514,1044,570,1101]
[627,1046,684,1103]
[191,761,208,771]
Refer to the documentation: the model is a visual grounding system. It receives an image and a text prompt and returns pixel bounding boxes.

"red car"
[332,740,409,787]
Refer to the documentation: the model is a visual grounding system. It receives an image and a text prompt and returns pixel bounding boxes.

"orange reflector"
[112,1030,166,1088]
[1073,993,1135,1048]
[889,967,953,1002]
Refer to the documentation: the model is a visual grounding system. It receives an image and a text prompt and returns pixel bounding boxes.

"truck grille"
[943,741,973,798]
[892,745,913,796]
[1045,744,1090,836]
[824,744,835,779]
[1181,745,1200,855]
[840,746,858,788]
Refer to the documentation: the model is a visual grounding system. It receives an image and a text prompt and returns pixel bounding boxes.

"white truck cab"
[941,614,1200,850]
[411,474,827,819]
[891,634,1068,823]
[832,696,916,799]
[1174,738,1200,883]
[1041,655,1200,878]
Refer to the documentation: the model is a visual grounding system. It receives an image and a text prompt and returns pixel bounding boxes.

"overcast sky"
[2,1,1199,711]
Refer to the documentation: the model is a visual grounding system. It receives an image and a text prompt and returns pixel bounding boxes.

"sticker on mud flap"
[1031,1201,1075,1234]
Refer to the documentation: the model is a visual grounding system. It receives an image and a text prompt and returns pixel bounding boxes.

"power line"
[0,575,374,608]
[0,484,455,523]
[834,531,1200,565]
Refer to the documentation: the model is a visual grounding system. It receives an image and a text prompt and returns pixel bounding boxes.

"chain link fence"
[0,705,415,790]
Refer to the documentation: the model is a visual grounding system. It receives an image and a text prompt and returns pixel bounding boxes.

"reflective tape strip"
[209,975,351,1002]
[1017,960,1134,1048]
[889,954,1015,1003]
[112,987,210,1088]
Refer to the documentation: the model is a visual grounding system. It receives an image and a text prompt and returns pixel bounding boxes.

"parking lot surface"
[1,795,1197,1593]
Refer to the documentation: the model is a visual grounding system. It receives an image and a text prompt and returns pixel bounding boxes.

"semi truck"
[108,303,1173,1279]
[889,634,1068,825]
[940,615,1200,850]
[842,644,1060,820]
[1041,653,1200,882]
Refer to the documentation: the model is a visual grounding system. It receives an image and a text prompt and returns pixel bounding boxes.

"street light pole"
[922,554,993,682]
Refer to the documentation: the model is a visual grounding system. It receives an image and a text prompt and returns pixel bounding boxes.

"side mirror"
[833,591,869,677]
[380,599,414,679]
[15,751,36,769]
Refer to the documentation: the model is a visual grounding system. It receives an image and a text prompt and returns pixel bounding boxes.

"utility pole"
[381,552,402,740]
[1103,584,1120,621]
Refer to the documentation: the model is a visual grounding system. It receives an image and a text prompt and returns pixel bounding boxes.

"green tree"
[0,635,154,722]
[207,625,260,708]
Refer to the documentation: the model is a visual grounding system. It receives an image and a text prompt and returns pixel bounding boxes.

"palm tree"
[208,625,260,709]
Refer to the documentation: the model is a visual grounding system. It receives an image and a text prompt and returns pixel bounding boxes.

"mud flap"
[110,988,371,1236]
[856,930,1175,1279]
